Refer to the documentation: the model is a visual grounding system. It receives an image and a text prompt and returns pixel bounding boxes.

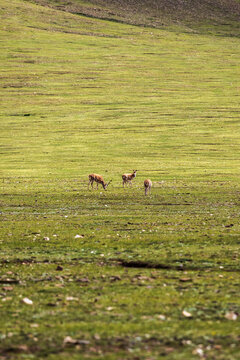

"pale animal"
[122,170,137,187]
[88,174,112,190]
[144,179,152,195]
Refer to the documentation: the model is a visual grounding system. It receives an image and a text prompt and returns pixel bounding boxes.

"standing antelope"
[122,170,137,187]
[88,174,112,190]
[144,179,152,196]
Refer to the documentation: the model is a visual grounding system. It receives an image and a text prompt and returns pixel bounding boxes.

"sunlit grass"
[0,0,240,359]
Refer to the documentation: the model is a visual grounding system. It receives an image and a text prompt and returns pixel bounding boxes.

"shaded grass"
[28,0,240,37]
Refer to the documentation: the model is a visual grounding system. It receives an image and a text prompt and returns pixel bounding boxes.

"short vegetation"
[0,0,240,358]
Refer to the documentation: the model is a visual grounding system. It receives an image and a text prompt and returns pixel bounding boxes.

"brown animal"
[88,174,112,190]
[122,170,137,187]
[144,179,152,195]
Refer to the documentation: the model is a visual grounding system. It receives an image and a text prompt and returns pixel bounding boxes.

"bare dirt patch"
[30,0,240,34]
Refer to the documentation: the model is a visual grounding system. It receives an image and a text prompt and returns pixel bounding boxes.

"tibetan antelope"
[88,174,112,190]
[122,170,137,187]
[144,179,152,195]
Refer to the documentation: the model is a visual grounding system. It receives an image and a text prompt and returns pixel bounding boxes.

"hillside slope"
[29,0,240,36]
[0,2,240,360]
[1,0,240,179]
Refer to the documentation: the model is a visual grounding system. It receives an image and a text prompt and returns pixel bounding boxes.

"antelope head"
[103,180,112,190]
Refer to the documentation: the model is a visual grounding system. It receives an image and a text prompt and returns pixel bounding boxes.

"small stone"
[225,311,238,320]
[75,234,84,239]
[156,314,166,320]
[2,286,13,291]
[22,297,33,305]
[193,347,204,357]
[66,296,78,301]
[182,310,192,318]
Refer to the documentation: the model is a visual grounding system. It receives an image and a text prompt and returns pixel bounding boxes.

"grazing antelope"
[122,170,137,187]
[144,179,152,196]
[88,174,112,190]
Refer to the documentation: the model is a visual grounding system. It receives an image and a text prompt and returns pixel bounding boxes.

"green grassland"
[1,0,240,358]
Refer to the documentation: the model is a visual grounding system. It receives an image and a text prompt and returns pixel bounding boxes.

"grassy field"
[1,0,240,358]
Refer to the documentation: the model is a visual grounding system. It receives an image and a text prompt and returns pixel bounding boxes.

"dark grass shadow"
[117,259,240,272]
